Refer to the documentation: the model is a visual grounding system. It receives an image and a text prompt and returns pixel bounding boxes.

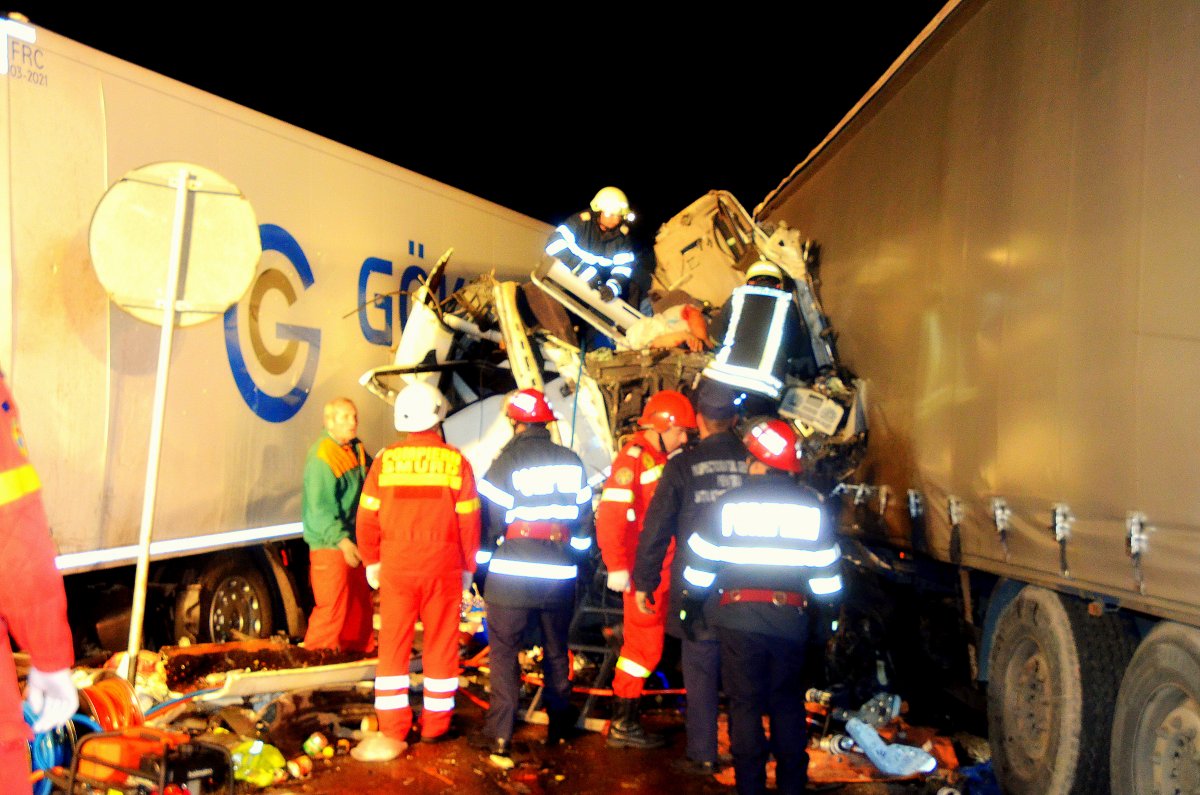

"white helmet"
[590,186,630,218]
[393,381,448,432]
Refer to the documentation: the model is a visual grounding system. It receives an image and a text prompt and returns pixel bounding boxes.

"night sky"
[13,5,945,245]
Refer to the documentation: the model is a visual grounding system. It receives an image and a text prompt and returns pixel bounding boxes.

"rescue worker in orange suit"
[677,418,843,795]
[0,369,77,793]
[596,389,696,749]
[357,381,481,755]
[302,397,376,653]
[474,389,594,763]
[634,381,748,776]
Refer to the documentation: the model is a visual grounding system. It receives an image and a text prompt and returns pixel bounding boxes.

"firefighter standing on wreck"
[678,418,844,795]
[472,388,595,763]
[544,187,641,308]
[356,381,481,756]
[596,389,696,749]
[703,259,817,416]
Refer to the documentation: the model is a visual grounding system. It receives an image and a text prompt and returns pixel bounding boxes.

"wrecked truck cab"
[359,191,867,496]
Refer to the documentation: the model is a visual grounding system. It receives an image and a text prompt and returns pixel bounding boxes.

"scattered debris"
[163,640,366,692]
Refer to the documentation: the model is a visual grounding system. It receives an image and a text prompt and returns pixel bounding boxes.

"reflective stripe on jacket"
[596,431,667,578]
[544,211,637,299]
[479,425,594,609]
[356,430,481,578]
[682,471,842,640]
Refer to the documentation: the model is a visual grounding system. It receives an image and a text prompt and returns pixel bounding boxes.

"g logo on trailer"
[224,224,321,422]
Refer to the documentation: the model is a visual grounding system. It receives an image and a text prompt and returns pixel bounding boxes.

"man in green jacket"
[302,397,376,652]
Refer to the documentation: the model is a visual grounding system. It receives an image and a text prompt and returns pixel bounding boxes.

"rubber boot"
[607,697,665,749]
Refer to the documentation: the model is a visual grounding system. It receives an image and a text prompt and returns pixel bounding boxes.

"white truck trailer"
[758,1,1200,793]
[0,17,550,651]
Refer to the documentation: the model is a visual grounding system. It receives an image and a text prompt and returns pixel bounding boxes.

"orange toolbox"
[63,726,232,794]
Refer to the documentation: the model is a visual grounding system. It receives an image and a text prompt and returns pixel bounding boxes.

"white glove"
[365,563,381,590]
[606,569,631,593]
[25,667,78,734]
[462,570,473,595]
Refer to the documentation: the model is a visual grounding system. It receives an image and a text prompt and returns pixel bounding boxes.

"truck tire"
[198,558,275,643]
[1110,622,1200,794]
[987,586,1133,795]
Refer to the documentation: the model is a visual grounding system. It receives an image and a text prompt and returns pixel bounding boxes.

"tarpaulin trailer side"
[759,1,1200,793]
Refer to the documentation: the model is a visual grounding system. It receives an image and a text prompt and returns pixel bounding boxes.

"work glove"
[462,570,473,596]
[606,569,631,593]
[338,537,362,568]
[678,590,707,642]
[597,284,616,303]
[25,667,78,734]
[365,563,381,590]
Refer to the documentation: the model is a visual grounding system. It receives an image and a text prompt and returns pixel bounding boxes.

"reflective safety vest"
[478,425,594,609]
[596,431,668,577]
[544,211,637,299]
[703,285,810,400]
[0,369,74,702]
[680,471,842,639]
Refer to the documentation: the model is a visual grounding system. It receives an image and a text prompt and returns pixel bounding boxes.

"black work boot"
[607,697,665,749]
[547,707,580,746]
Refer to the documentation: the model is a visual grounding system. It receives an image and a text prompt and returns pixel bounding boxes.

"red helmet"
[506,388,556,423]
[638,390,697,432]
[744,418,803,473]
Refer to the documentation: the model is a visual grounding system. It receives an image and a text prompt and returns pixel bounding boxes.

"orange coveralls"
[596,431,672,698]
[356,430,480,740]
[0,371,73,793]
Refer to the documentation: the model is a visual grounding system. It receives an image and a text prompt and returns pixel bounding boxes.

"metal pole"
[123,167,191,682]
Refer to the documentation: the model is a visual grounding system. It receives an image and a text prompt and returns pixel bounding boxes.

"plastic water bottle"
[845,717,937,776]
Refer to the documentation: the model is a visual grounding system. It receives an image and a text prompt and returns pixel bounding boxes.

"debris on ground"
[163,640,368,692]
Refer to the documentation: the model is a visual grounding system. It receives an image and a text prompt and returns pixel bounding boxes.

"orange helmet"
[506,388,556,423]
[744,418,803,473]
[638,390,697,432]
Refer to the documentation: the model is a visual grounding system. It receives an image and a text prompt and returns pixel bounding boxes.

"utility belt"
[719,589,807,609]
[505,521,570,543]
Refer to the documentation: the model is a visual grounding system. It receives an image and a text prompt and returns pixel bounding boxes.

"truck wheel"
[1110,622,1200,794]
[199,559,274,642]
[987,586,1133,795]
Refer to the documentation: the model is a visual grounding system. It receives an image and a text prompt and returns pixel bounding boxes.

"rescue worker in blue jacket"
[678,418,843,795]
[703,259,817,415]
[544,187,639,305]
[633,380,748,775]
[475,389,594,762]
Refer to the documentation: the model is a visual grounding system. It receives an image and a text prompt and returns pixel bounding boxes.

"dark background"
[11,5,946,242]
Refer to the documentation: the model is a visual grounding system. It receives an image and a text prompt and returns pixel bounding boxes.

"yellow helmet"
[590,186,630,218]
[746,259,784,283]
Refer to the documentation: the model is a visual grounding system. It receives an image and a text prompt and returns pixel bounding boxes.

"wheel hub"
[1151,698,1200,795]
[209,575,266,641]
[1008,640,1053,766]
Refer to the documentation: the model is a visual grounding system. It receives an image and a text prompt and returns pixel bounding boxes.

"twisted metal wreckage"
[359,190,868,498]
